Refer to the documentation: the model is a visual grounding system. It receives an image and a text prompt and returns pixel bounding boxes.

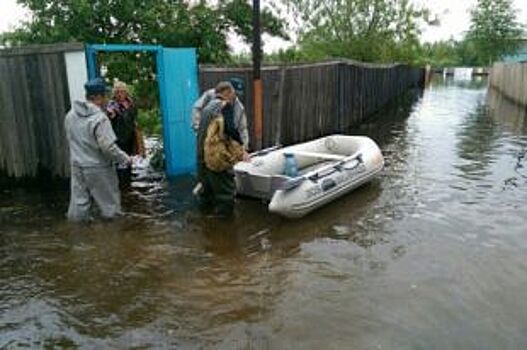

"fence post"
[275,66,287,146]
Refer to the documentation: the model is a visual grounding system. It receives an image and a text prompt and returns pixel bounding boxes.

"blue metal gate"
[85,44,198,176]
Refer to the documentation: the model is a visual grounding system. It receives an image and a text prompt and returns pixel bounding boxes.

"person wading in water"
[196,81,249,217]
[64,78,131,221]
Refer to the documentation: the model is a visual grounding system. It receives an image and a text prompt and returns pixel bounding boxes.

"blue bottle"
[283,152,299,177]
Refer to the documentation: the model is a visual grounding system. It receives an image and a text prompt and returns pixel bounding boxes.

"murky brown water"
[2,76,527,349]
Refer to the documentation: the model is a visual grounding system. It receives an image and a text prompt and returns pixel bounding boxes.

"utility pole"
[252,0,263,150]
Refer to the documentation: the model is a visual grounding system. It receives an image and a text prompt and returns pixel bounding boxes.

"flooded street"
[2,76,527,349]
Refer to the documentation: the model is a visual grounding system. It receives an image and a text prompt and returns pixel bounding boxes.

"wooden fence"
[200,61,424,149]
[0,44,84,179]
[489,62,527,107]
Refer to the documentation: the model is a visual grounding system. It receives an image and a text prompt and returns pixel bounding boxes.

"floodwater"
[2,76,527,349]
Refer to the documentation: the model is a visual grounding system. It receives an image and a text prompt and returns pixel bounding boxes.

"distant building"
[502,38,527,63]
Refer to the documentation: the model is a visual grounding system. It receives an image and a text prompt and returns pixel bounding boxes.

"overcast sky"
[418,0,527,42]
[1,0,526,52]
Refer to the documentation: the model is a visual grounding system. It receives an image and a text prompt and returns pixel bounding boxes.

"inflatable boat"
[234,135,384,218]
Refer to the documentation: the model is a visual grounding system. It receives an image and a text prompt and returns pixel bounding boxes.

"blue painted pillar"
[157,48,199,176]
[85,46,98,79]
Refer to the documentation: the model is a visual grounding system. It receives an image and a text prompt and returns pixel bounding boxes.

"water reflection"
[486,87,527,182]
[455,102,500,179]
[1,174,385,348]
[487,86,527,135]
[443,74,489,89]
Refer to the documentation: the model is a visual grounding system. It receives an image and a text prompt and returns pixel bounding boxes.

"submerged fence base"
[200,61,424,150]
[489,62,527,107]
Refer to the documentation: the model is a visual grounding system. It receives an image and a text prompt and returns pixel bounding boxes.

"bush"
[137,108,162,136]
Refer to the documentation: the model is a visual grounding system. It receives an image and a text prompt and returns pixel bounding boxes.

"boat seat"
[289,151,346,161]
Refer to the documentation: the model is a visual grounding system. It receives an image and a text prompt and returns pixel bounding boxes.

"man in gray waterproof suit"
[197,82,245,217]
[191,77,249,149]
[65,78,131,221]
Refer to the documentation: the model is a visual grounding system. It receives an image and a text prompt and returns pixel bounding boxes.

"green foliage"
[455,40,480,67]
[220,0,289,43]
[466,0,524,65]
[6,0,524,83]
[137,108,162,136]
[263,0,522,68]
[419,41,459,67]
[417,39,479,68]
[264,48,310,63]
[99,51,159,108]
[284,0,429,64]
[2,0,287,64]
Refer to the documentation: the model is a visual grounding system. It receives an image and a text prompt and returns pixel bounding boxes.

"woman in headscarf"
[107,81,139,185]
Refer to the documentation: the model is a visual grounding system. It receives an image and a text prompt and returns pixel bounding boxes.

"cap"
[84,77,110,96]
[229,77,244,96]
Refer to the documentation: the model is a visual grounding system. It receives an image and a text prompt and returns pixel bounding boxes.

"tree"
[417,39,479,68]
[220,0,289,45]
[1,0,288,64]
[466,0,524,65]
[284,0,430,64]
[419,40,459,67]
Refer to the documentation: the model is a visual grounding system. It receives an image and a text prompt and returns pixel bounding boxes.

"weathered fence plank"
[0,45,74,179]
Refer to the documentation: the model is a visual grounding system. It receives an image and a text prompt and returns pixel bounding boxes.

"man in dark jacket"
[192,77,249,149]
[64,78,131,221]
